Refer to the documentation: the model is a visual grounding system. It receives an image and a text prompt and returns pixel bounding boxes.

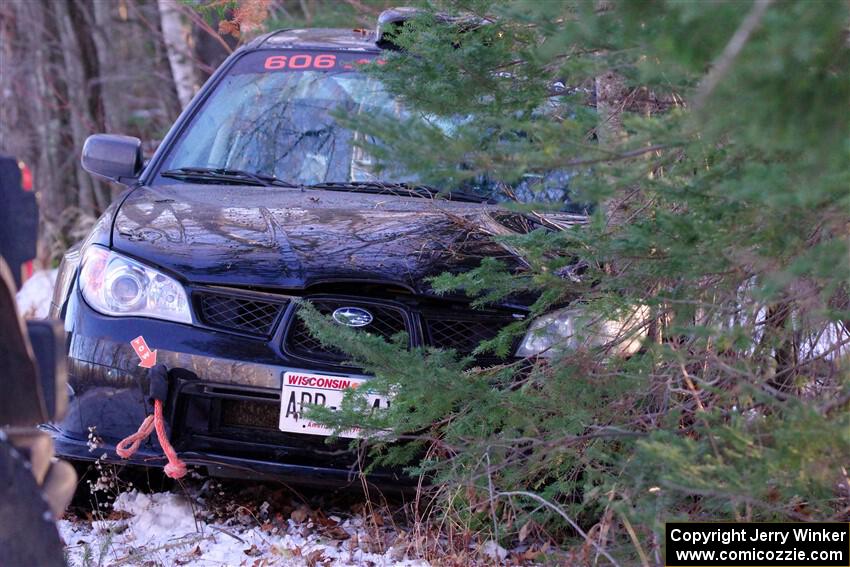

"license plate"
[279,371,389,438]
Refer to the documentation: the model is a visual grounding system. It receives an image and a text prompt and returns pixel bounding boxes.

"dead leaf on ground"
[519,520,531,543]
[291,505,310,523]
[107,509,132,521]
[305,548,325,567]
[175,545,203,565]
[313,510,336,527]
[243,544,262,556]
[322,525,351,540]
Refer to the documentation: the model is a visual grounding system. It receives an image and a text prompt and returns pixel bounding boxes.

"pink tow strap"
[116,399,187,479]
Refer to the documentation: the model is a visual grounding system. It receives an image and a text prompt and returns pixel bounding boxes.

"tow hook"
[115,364,187,479]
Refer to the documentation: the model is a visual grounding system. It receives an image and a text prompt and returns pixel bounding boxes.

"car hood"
[112,184,538,294]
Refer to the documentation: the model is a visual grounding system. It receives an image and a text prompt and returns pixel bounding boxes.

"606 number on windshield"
[264,54,336,70]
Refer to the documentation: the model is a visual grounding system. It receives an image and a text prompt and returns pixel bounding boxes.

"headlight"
[516,305,648,358]
[52,247,81,312]
[79,245,192,324]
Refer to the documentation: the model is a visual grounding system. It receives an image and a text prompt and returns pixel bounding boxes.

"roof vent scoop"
[376,7,491,50]
[376,7,422,49]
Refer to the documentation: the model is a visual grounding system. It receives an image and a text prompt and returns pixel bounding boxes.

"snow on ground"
[60,484,430,567]
[16,268,57,318]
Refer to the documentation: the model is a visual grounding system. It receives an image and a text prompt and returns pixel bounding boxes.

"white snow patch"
[481,540,508,562]
[16,268,56,319]
[59,489,431,566]
[113,491,199,546]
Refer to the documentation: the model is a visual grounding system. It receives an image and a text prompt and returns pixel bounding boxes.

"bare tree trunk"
[593,0,632,234]
[157,0,196,109]
[90,0,117,132]
[595,69,632,233]
[0,1,22,152]
[67,0,105,131]
[595,70,628,150]
[34,0,77,219]
[126,0,183,130]
[27,0,64,221]
[52,0,98,214]
[68,0,112,211]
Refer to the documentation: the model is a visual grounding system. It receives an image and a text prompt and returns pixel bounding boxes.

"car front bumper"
[53,289,412,489]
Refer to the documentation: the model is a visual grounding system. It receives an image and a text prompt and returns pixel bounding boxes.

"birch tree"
[158,0,197,109]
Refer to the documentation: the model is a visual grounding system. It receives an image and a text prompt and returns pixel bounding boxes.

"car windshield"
[159,49,576,207]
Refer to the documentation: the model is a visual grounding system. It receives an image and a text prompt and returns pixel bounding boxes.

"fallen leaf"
[519,521,531,543]
[313,510,337,528]
[107,510,131,521]
[243,544,262,557]
[291,505,310,523]
[305,549,325,567]
[323,525,351,540]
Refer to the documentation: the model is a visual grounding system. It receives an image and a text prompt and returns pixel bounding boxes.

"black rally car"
[48,13,591,487]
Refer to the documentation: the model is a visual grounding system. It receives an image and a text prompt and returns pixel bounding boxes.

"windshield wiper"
[306,181,493,203]
[161,167,299,188]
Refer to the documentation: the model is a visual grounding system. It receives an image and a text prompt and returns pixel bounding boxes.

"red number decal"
[288,54,311,69]
[313,54,336,68]
[264,55,287,69]
[264,53,339,70]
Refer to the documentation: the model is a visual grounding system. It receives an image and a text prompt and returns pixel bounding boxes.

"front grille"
[221,399,280,429]
[425,316,513,354]
[285,298,410,363]
[196,291,286,336]
[186,392,355,461]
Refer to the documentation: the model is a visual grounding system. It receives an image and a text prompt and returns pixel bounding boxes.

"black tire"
[0,438,65,567]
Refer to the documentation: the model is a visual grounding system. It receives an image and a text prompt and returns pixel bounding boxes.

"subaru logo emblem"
[332,307,373,327]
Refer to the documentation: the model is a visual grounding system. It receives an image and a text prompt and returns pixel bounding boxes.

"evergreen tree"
[297,0,849,561]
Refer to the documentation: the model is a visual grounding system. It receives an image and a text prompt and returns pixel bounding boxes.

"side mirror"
[81,134,142,183]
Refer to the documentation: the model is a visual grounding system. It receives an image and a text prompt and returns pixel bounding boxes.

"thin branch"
[558,143,675,169]
[693,0,773,109]
[484,451,499,543]
[496,491,622,567]
[176,2,233,54]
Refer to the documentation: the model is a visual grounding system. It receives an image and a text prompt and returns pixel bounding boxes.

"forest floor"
[60,470,439,567]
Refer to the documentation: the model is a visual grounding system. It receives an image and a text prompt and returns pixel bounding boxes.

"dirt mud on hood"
[112,184,531,293]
